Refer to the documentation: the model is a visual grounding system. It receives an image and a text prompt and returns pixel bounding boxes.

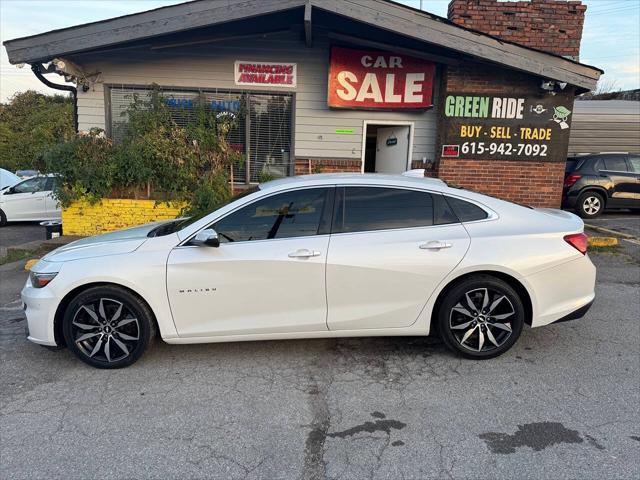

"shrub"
[42,86,244,217]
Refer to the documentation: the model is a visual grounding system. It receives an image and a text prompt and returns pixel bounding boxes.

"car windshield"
[147,186,261,237]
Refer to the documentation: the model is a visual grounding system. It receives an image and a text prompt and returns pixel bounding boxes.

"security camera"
[540,80,555,91]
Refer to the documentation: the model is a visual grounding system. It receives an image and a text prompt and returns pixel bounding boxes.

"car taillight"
[564,233,588,255]
[564,174,582,187]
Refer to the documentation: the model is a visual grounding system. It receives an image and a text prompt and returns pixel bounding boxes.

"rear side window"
[445,196,488,222]
[628,155,640,173]
[334,187,434,233]
[565,158,579,173]
[602,157,629,172]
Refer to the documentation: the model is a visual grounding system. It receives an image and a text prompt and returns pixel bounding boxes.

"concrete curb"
[5,235,82,256]
[588,237,618,247]
[585,223,638,241]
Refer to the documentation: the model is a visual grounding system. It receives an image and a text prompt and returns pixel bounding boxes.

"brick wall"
[439,159,565,207]
[63,199,184,236]
[448,0,586,59]
[294,158,361,175]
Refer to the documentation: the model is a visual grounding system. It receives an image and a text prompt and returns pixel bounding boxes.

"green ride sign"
[439,93,574,162]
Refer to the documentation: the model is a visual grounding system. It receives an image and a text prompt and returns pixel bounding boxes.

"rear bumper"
[551,299,594,324]
[525,254,596,328]
[561,188,579,209]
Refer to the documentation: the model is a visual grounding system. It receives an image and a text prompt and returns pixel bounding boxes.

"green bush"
[0,91,75,172]
[42,86,244,217]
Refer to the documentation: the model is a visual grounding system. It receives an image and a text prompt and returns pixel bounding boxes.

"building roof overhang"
[3,0,603,91]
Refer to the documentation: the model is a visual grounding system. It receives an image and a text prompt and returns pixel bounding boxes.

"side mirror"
[191,228,220,247]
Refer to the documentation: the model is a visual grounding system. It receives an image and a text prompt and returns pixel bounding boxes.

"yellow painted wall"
[62,199,185,236]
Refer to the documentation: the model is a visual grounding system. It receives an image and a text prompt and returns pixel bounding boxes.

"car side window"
[444,196,489,222]
[628,155,640,173]
[12,177,49,194]
[602,157,629,172]
[213,188,329,242]
[334,187,434,233]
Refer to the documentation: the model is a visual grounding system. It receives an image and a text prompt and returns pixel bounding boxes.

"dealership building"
[4,0,602,207]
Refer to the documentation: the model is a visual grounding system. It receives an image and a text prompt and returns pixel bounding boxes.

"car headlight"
[30,271,58,288]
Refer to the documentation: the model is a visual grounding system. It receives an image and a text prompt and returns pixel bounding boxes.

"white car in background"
[0,174,61,226]
[1,168,21,190]
[22,174,596,369]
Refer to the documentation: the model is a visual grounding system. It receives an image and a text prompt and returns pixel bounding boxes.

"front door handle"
[288,249,321,258]
[420,241,452,250]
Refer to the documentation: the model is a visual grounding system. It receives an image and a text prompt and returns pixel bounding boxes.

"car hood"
[43,220,173,262]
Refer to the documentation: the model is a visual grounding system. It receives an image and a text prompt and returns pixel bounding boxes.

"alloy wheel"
[583,196,601,215]
[71,298,140,364]
[449,288,515,353]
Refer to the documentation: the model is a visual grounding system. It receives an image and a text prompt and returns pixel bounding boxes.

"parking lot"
[586,211,640,240]
[1,234,639,479]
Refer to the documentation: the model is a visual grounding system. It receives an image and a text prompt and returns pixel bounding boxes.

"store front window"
[109,87,293,184]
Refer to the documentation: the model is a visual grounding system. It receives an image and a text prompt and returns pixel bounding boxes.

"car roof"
[260,173,448,192]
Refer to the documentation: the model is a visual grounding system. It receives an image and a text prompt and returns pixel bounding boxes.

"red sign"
[441,145,460,158]
[235,61,297,88]
[328,47,435,110]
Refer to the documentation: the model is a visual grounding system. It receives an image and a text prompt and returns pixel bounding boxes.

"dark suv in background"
[563,153,640,218]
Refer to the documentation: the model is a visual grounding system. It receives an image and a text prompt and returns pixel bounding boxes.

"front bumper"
[21,281,59,346]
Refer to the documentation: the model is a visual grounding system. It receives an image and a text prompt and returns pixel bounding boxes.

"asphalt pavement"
[0,222,46,249]
[585,211,640,239]
[1,247,639,479]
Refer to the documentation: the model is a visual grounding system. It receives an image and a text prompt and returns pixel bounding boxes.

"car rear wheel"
[576,191,604,218]
[438,275,524,359]
[62,286,155,369]
[0,209,7,227]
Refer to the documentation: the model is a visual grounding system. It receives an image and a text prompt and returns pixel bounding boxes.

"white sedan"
[0,174,61,226]
[22,174,595,368]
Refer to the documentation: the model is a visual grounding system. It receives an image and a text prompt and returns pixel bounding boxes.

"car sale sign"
[328,47,435,110]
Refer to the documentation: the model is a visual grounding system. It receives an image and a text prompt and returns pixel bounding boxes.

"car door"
[627,154,640,201]
[167,187,333,338]
[44,177,62,220]
[600,155,635,206]
[326,186,470,331]
[0,176,50,220]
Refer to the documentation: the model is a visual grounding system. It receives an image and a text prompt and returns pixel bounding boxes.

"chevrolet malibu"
[22,174,595,369]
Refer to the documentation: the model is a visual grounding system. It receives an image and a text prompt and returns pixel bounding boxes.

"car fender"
[414,262,538,335]
[47,251,178,339]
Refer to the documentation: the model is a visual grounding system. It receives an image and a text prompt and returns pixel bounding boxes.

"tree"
[0,90,74,172]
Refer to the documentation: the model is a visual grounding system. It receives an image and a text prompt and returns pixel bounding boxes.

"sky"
[1,0,639,102]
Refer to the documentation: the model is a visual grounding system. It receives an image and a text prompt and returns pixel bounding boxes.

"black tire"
[438,275,525,360]
[576,191,605,219]
[62,285,155,369]
[0,209,7,227]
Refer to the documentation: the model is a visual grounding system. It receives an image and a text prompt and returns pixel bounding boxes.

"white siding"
[73,31,438,162]
[569,100,640,155]
[77,83,105,131]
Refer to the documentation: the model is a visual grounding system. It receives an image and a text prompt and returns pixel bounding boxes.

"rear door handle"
[288,249,321,258]
[420,241,452,250]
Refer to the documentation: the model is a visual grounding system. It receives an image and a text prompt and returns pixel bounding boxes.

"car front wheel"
[438,275,525,359]
[62,286,155,369]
